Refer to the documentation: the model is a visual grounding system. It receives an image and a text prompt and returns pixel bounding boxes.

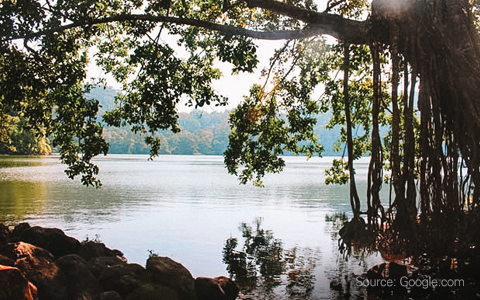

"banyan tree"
[340,0,480,258]
[2,0,480,259]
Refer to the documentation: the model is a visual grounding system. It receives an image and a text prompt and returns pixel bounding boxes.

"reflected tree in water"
[325,212,377,300]
[223,219,318,299]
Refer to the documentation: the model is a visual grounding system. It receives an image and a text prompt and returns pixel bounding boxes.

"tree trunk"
[370,0,480,255]
[343,43,361,218]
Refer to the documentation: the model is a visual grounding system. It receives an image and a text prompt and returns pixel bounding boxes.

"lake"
[0,154,386,299]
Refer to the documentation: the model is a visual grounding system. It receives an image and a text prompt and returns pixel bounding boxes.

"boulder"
[89,257,146,298]
[56,254,101,300]
[126,283,180,300]
[5,242,69,300]
[11,222,31,236]
[195,276,239,300]
[0,223,10,245]
[78,241,124,262]
[214,276,239,300]
[10,242,58,282]
[88,256,127,278]
[146,256,197,300]
[12,224,80,257]
[99,290,123,300]
[0,265,37,300]
[195,277,225,300]
[0,241,51,260]
[0,253,15,266]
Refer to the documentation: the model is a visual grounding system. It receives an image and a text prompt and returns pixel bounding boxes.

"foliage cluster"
[0,113,51,155]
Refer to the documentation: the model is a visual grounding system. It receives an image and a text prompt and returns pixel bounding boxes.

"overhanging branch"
[244,0,368,44]
[4,13,368,44]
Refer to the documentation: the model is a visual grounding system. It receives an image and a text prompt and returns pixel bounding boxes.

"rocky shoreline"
[0,223,239,300]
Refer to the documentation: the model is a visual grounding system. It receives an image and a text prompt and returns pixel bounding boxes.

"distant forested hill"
[87,87,343,156]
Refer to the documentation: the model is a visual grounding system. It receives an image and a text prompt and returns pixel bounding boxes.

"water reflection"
[0,155,52,169]
[0,181,49,222]
[324,213,383,300]
[223,218,320,299]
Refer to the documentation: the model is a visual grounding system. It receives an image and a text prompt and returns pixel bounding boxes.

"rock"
[0,223,10,245]
[146,256,197,300]
[126,283,181,300]
[195,276,238,300]
[89,257,146,298]
[9,242,57,280]
[36,278,69,300]
[57,254,101,300]
[88,256,127,278]
[0,253,15,266]
[12,224,81,257]
[215,276,239,300]
[11,222,31,237]
[195,277,225,300]
[0,265,37,300]
[7,243,70,300]
[1,224,236,300]
[79,241,124,262]
[99,290,123,300]
[0,241,52,261]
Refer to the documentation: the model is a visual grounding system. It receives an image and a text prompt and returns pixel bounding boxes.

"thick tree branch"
[244,0,368,44]
[4,12,368,44]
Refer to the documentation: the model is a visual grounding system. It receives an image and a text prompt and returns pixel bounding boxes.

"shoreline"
[0,222,239,300]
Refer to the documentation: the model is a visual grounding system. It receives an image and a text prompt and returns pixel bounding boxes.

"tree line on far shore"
[1,87,344,156]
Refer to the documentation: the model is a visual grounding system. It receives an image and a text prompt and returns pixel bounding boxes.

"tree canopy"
[2,0,480,258]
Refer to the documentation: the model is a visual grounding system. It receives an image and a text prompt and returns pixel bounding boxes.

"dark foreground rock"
[0,265,37,300]
[195,276,239,300]
[12,223,81,257]
[0,223,239,300]
[146,255,197,300]
[57,254,102,300]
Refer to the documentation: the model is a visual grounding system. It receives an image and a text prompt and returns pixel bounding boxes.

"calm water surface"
[0,154,386,299]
